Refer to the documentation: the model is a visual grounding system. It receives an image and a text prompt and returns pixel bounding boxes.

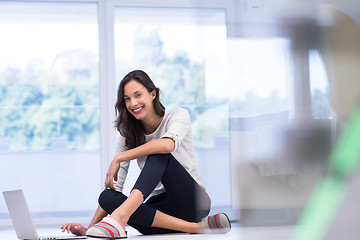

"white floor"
[0,223,297,240]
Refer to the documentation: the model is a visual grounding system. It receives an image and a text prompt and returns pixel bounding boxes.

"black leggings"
[98,153,211,235]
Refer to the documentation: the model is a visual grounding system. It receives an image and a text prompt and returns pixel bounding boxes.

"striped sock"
[86,216,127,239]
[201,213,231,234]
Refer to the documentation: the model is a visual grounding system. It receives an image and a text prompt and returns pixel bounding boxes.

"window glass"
[309,49,331,119]
[114,7,231,207]
[227,38,291,181]
[227,38,290,118]
[0,2,100,220]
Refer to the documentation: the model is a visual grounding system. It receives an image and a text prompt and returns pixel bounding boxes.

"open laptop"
[3,190,87,240]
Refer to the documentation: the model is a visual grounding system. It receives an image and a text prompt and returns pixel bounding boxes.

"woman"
[61,70,230,238]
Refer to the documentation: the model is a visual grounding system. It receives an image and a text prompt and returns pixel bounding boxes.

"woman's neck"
[142,112,163,135]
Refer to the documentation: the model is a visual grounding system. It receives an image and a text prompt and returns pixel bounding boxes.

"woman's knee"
[142,154,171,174]
[147,153,170,163]
[98,189,127,214]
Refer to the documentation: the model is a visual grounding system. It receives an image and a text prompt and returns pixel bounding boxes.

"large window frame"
[0,0,343,228]
[1,0,334,226]
[1,0,341,227]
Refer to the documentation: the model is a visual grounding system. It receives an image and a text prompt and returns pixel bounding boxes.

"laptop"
[3,190,87,240]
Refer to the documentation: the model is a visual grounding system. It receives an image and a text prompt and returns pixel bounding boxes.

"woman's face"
[123,80,156,121]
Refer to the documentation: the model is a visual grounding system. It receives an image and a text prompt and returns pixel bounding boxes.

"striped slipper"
[201,213,231,234]
[86,216,127,239]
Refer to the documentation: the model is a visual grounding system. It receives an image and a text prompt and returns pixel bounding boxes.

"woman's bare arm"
[105,138,175,190]
[61,205,107,236]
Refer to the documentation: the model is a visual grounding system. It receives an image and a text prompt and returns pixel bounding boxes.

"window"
[114,7,232,208]
[228,38,292,188]
[227,38,290,118]
[0,2,100,220]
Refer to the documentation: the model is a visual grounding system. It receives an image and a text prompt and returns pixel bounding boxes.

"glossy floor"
[0,223,296,240]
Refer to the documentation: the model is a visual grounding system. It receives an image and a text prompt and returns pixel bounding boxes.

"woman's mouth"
[133,106,143,114]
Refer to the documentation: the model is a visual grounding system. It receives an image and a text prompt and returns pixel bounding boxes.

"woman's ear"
[151,90,156,100]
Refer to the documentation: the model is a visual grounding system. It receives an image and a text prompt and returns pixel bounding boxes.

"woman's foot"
[86,216,127,239]
[201,213,231,234]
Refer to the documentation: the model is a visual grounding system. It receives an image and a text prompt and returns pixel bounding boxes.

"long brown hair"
[115,70,165,149]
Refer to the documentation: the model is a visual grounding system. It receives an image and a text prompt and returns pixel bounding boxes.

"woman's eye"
[135,93,141,97]
[124,98,130,102]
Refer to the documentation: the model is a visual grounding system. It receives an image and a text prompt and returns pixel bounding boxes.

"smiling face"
[123,80,156,121]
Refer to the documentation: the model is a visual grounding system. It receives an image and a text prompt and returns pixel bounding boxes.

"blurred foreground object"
[292,106,360,240]
[292,4,360,240]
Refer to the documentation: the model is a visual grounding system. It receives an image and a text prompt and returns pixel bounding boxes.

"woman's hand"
[60,223,87,236]
[105,157,121,190]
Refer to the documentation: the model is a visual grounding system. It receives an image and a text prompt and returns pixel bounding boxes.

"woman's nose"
[130,98,138,106]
